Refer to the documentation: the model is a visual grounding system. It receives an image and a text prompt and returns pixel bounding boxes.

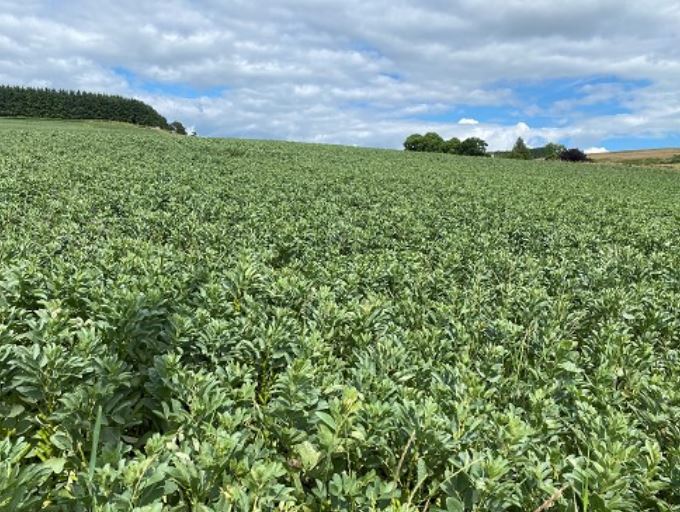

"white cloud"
[1,1,680,149]
[585,147,609,154]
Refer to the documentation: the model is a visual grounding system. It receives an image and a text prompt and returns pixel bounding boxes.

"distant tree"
[560,148,589,162]
[404,133,426,151]
[544,142,567,160]
[170,121,187,135]
[443,137,461,154]
[404,132,487,156]
[0,84,173,130]
[458,137,488,156]
[420,132,445,153]
[510,137,531,159]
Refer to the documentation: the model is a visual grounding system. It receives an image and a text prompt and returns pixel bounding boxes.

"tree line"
[0,85,187,134]
[499,138,589,162]
[404,132,589,162]
[403,132,488,156]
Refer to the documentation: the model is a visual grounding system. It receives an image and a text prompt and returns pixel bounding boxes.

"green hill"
[588,147,680,168]
[0,85,172,130]
[1,120,678,510]
[0,117,161,133]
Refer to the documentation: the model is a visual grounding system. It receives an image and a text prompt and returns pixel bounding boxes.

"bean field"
[0,120,679,511]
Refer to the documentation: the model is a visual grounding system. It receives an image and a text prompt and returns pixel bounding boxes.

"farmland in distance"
[0,120,678,510]
[588,147,680,169]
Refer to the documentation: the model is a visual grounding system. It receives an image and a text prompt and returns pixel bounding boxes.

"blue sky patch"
[379,72,403,81]
[409,75,652,130]
[503,75,650,118]
[599,134,680,152]
[113,67,226,99]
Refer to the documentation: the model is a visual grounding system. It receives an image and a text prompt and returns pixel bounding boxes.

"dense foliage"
[403,133,488,157]
[509,138,531,160]
[457,137,488,157]
[560,148,589,163]
[169,121,188,136]
[493,143,567,160]
[1,121,679,511]
[540,143,568,160]
[404,132,447,153]
[0,85,171,130]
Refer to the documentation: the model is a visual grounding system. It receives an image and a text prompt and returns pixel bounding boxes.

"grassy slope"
[0,117,167,133]
[588,148,680,160]
[0,119,679,510]
[589,147,680,168]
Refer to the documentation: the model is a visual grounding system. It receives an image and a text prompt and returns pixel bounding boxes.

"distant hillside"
[0,85,171,130]
[588,148,680,165]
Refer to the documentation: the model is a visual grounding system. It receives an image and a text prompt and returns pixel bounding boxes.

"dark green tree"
[0,85,175,130]
[510,137,531,159]
[420,132,445,153]
[404,132,487,156]
[170,121,187,135]
[404,133,426,151]
[560,148,589,162]
[459,137,488,156]
[543,142,567,160]
[443,137,461,154]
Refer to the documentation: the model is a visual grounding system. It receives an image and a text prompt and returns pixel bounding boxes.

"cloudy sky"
[2,0,680,151]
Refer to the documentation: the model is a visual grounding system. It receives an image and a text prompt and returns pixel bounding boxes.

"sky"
[1,1,680,151]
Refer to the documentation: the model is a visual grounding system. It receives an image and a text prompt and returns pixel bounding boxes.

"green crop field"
[0,119,679,511]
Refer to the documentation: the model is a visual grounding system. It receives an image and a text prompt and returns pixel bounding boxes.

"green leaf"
[417,458,429,484]
[446,497,465,512]
[88,405,103,480]
[50,431,73,452]
[43,457,66,474]
[558,361,582,373]
[315,411,336,431]
[295,441,321,471]
[7,404,25,418]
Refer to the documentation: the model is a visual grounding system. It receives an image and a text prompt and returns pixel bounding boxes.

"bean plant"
[0,122,678,510]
